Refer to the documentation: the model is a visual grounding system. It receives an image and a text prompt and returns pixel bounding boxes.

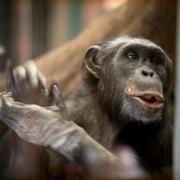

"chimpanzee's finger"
[50,83,65,110]
[49,83,69,119]
[12,66,27,92]
[24,61,39,89]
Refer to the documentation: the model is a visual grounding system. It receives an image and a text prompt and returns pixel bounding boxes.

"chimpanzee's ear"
[84,45,102,78]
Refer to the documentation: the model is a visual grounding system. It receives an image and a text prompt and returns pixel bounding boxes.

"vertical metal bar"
[174,0,180,179]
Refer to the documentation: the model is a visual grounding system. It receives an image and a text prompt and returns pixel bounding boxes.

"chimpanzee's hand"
[6,60,49,106]
[0,91,75,146]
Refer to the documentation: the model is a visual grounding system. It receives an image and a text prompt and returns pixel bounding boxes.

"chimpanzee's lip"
[128,92,164,109]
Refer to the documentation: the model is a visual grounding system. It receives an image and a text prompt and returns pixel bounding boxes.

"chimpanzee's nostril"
[150,72,154,77]
[142,70,148,76]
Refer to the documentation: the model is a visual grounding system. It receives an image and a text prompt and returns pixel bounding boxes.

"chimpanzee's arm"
[0,92,146,179]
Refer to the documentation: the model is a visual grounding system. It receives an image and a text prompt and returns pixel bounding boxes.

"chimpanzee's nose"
[141,69,154,77]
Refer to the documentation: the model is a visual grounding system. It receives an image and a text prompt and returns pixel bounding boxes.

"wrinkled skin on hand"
[0,92,71,146]
[4,60,71,146]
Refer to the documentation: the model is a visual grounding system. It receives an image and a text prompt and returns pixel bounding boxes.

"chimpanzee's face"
[84,37,172,122]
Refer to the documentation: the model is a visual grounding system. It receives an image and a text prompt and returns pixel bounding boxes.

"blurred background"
[0,0,125,71]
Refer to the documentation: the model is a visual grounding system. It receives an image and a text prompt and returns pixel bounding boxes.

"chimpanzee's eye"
[126,51,138,60]
[150,56,164,65]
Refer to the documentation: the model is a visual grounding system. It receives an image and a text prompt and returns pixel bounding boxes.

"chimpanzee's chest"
[112,123,164,173]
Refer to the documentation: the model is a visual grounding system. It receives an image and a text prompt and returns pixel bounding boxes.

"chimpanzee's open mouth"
[129,93,164,109]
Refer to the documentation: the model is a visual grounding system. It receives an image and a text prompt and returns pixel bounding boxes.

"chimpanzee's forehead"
[99,37,166,55]
[106,37,158,49]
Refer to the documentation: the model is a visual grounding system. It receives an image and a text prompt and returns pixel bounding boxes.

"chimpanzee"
[0,36,173,179]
